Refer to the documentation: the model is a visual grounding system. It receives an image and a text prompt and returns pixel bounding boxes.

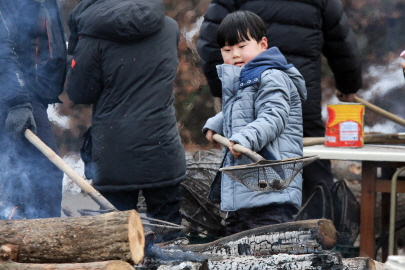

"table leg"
[360,161,377,258]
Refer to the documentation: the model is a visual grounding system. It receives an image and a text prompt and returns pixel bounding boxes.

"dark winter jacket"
[0,0,67,111]
[197,0,362,121]
[66,0,186,191]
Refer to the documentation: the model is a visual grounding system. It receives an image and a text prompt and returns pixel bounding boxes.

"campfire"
[0,214,383,270]
[0,151,385,269]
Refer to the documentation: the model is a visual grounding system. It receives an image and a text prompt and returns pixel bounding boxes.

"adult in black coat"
[66,0,186,238]
[0,0,66,219]
[197,0,363,204]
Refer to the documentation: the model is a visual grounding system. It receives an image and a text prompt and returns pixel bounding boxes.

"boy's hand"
[229,141,242,159]
[206,129,219,146]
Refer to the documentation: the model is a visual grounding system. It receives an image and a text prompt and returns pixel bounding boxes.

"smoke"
[322,57,405,134]
[181,16,204,46]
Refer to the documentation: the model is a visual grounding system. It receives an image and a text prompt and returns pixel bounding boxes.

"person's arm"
[65,36,103,104]
[322,0,362,96]
[229,70,292,152]
[0,3,36,139]
[0,3,31,109]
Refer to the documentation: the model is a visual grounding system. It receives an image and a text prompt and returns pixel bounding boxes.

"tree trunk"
[0,210,144,264]
[165,219,337,256]
[0,260,134,270]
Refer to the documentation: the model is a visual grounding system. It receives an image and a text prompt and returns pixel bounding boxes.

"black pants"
[100,183,183,241]
[0,100,63,219]
[302,117,333,204]
[225,204,297,236]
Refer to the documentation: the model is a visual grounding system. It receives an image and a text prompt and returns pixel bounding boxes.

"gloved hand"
[5,103,37,140]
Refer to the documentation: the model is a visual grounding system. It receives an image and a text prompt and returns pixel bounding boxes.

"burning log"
[0,210,144,264]
[164,219,337,256]
[342,257,383,270]
[154,253,344,270]
[0,260,134,270]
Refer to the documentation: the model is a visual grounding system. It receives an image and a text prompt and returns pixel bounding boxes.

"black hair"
[217,10,266,48]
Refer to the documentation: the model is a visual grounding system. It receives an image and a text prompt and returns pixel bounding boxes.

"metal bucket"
[325,103,365,147]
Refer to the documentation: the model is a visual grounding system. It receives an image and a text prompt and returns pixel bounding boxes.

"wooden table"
[303,144,405,259]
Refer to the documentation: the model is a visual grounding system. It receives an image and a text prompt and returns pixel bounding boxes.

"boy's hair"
[217,10,266,48]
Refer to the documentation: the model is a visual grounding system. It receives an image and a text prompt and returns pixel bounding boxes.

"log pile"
[0,214,383,270]
[140,219,382,270]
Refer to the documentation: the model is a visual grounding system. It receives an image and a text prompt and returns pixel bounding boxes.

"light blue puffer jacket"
[203,47,307,211]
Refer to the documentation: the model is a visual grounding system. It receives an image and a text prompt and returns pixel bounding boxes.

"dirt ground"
[61,192,100,217]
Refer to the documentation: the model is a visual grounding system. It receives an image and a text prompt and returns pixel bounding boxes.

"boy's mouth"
[234,61,244,67]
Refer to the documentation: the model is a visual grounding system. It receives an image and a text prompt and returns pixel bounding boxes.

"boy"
[203,10,307,235]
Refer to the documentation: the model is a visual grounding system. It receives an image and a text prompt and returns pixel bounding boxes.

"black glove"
[5,103,37,140]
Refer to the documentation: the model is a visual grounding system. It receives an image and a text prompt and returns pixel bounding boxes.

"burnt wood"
[163,219,338,256]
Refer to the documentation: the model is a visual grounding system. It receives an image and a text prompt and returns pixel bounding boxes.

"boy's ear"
[260,37,268,51]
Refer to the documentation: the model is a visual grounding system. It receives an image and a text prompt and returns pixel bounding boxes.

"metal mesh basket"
[182,150,226,238]
[331,180,360,246]
[219,155,319,191]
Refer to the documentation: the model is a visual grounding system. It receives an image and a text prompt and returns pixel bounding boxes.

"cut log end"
[128,210,145,264]
[317,219,338,249]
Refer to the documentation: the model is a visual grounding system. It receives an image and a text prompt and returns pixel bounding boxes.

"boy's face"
[221,36,268,67]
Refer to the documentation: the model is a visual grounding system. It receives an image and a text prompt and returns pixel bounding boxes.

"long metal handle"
[354,96,405,128]
[25,129,117,211]
[212,134,264,162]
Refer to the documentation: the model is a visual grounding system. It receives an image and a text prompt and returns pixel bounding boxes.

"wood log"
[342,257,382,270]
[303,133,405,146]
[154,253,344,270]
[163,219,337,256]
[0,260,134,270]
[0,210,144,264]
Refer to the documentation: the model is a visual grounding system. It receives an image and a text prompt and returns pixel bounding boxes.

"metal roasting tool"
[213,134,319,192]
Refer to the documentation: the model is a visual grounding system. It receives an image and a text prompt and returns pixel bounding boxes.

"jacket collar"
[239,46,293,89]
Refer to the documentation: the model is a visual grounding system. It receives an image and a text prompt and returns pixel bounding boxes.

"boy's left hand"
[229,141,242,159]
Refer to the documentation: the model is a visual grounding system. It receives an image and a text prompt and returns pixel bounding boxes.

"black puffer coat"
[197,0,362,121]
[66,0,186,191]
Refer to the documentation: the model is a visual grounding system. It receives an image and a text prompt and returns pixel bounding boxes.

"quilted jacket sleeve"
[203,111,224,135]
[229,70,292,152]
[66,36,103,105]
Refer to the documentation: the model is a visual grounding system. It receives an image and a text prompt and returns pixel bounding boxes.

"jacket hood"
[240,46,307,102]
[71,0,165,42]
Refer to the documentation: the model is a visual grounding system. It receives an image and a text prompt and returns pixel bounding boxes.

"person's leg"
[0,134,26,219]
[238,204,297,231]
[224,211,247,236]
[99,189,139,211]
[142,183,183,241]
[302,118,333,205]
[20,101,63,219]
